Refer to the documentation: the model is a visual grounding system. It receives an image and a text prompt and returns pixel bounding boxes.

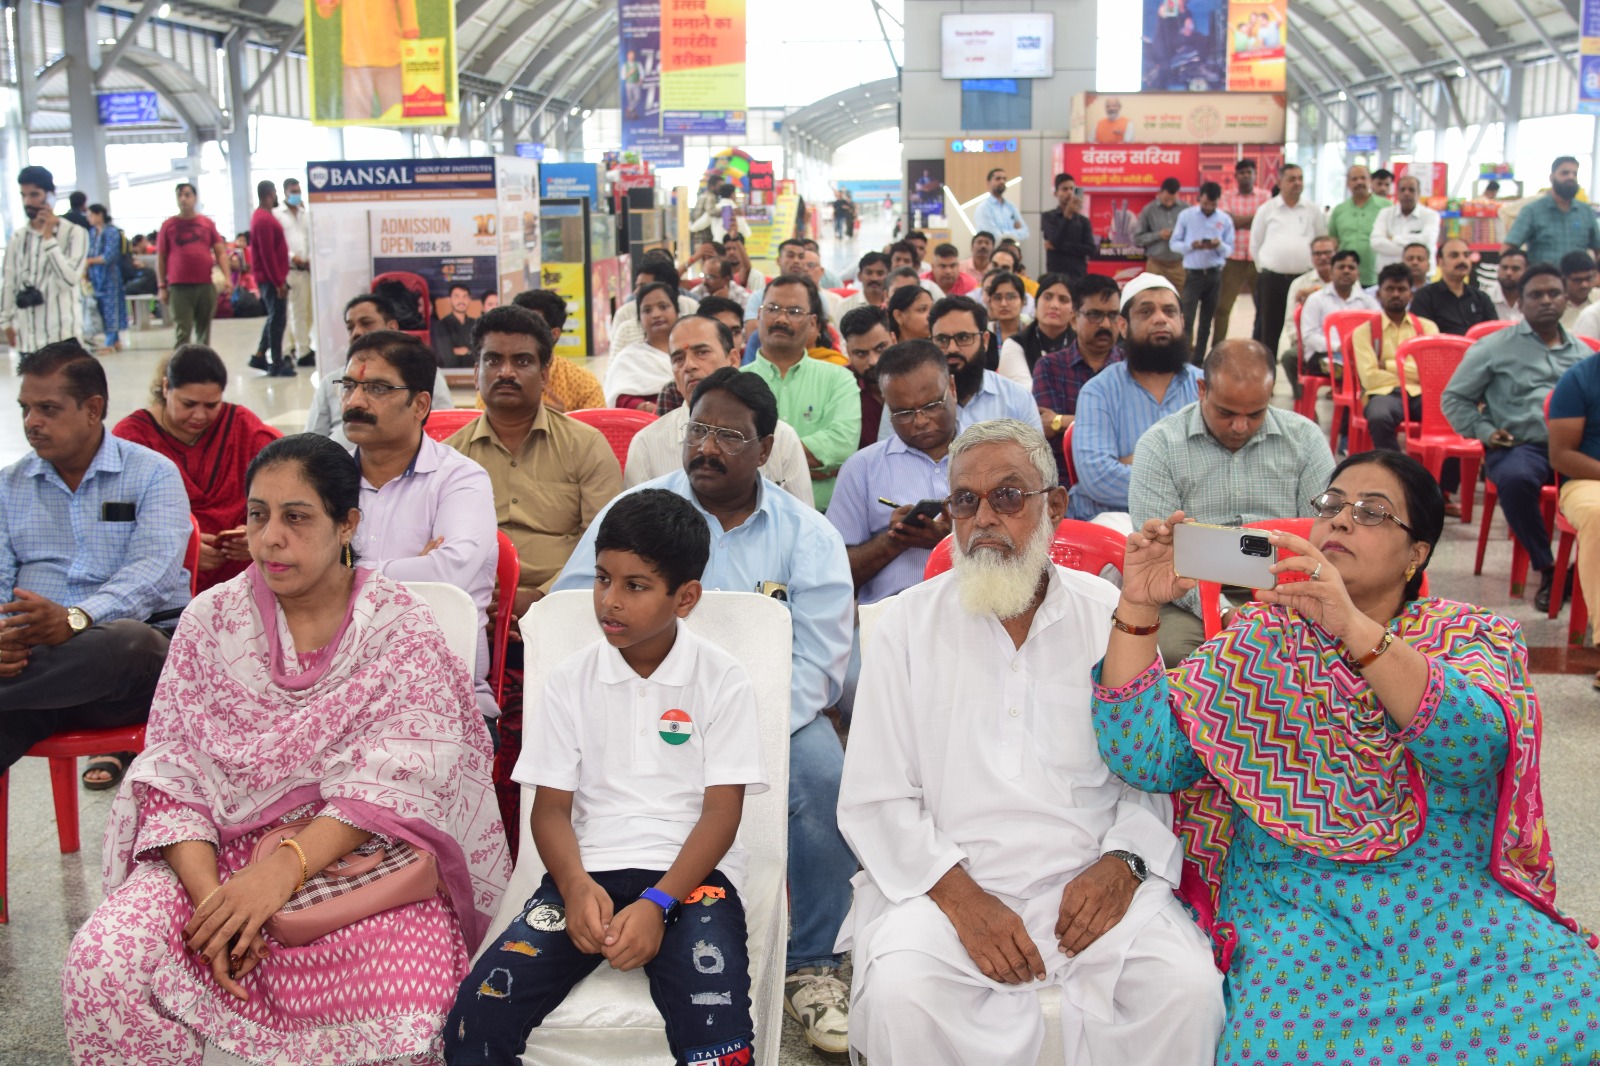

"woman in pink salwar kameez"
[62,433,510,1066]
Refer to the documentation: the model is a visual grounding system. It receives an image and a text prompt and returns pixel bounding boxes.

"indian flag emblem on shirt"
[658,709,693,745]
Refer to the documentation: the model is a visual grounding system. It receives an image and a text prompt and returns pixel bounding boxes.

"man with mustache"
[835,252,892,317]
[924,295,1041,435]
[1069,274,1203,524]
[337,328,500,720]
[1033,274,1125,485]
[555,366,857,1056]
[838,418,1222,1065]
[444,305,621,625]
[1,166,89,355]
[1129,338,1334,663]
[839,305,892,447]
[623,311,815,505]
[1505,156,1600,271]
[0,341,190,783]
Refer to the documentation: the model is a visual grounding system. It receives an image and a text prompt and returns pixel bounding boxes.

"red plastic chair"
[1323,310,1380,454]
[0,519,202,922]
[1062,420,1078,488]
[492,532,519,706]
[1465,319,1515,341]
[1394,335,1482,524]
[1552,511,1588,642]
[923,519,1129,580]
[423,409,480,442]
[1293,302,1333,421]
[1584,336,1600,353]
[372,271,433,344]
[566,408,658,474]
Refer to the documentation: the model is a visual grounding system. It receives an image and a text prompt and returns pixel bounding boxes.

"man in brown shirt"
[444,305,621,620]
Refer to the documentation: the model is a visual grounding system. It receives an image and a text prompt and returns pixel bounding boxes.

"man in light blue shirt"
[1170,181,1235,357]
[828,340,956,604]
[972,167,1030,244]
[1070,273,1204,521]
[0,341,191,775]
[553,366,858,1049]
[918,295,1042,439]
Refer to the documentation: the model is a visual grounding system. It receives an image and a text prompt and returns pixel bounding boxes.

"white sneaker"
[784,966,850,1055]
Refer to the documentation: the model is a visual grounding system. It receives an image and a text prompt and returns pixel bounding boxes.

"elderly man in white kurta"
[837,419,1224,1065]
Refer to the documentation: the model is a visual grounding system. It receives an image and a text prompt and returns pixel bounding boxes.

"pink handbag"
[252,818,439,947]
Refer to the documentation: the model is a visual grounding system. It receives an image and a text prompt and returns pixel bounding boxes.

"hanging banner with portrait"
[619,0,665,151]
[305,0,459,125]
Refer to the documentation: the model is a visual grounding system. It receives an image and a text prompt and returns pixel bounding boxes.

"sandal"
[81,751,135,791]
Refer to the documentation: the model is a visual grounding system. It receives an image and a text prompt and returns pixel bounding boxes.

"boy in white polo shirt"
[446,489,768,1066]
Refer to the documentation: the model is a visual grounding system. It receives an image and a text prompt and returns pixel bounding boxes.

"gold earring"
[342,543,354,568]
[1404,564,1417,580]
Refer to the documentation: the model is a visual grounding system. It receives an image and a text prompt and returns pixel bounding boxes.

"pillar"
[224,31,253,235]
[1378,89,1395,167]
[60,0,110,200]
[1502,61,1524,171]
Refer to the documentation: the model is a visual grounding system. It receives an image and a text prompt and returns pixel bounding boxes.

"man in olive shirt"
[443,305,622,621]
[1326,164,1390,289]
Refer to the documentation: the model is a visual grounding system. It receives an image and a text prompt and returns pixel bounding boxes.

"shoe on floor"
[1534,567,1556,613]
[297,350,317,367]
[268,362,297,377]
[248,354,270,372]
[784,966,850,1055]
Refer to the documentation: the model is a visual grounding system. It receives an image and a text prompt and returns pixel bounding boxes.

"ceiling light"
[569,106,579,115]
[504,90,513,100]
[1454,65,1466,77]
[1337,91,1347,101]
[582,108,591,117]
[158,2,170,15]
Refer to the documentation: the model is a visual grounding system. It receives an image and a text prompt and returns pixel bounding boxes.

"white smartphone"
[1172,522,1279,590]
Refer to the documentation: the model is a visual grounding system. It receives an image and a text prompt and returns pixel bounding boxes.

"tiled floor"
[4,276,1600,1064]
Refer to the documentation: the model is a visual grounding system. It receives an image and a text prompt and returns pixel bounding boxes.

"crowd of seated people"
[11,218,1600,1065]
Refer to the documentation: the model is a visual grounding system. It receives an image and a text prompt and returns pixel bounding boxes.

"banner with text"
[619,0,665,150]
[1224,0,1286,92]
[306,0,458,125]
[660,0,745,135]
[1055,144,1203,191]
[1581,0,1600,114]
[1071,92,1286,144]
[1141,0,1284,93]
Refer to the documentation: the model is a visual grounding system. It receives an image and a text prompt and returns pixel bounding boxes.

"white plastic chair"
[476,589,792,1066]
[857,589,1067,1066]
[403,581,479,677]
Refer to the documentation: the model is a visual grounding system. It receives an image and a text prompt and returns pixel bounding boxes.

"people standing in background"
[1170,182,1235,359]
[1251,164,1326,358]
[1041,172,1097,280]
[1215,158,1271,348]
[1369,175,1441,273]
[275,177,317,367]
[156,183,230,348]
[84,204,128,356]
[1,166,89,355]
[1327,165,1391,289]
[1402,242,1433,291]
[61,191,90,230]
[962,231,996,281]
[973,168,1030,244]
[1504,156,1600,269]
[1133,178,1188,291]
[1487,249,1527,323]
[1369,167,1395,201]
[247,180,293,377]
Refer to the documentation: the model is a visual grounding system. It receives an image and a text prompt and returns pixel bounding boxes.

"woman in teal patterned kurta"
[1092,451,1600,1065]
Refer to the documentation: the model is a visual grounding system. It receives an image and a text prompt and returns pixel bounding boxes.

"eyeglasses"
[932,331,982,350]
[762,304,813,320]
[335,378,414,399]
[684,420,758,454]
[987,290,1022,303]
[945,487,1050,519]
[887,398,948,425]
[1077,309,1116,325]
[1309,492,1417,536]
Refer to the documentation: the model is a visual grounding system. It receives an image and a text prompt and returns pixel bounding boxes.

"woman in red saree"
[114,344,280,592]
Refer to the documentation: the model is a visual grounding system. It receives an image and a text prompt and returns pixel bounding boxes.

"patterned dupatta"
[1168,598,1594,968]
[105,566,510,945]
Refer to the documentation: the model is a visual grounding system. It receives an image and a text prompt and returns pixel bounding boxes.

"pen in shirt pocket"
[804,405,815,421]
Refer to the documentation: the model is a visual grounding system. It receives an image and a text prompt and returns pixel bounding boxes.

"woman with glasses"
[113,344,281,594]
[1092,449,1600,1063]
[604,281,678,411]
[998,272,1075,386]
[887,283,932,342]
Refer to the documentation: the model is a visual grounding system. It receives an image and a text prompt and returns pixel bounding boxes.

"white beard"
[950,510,1055,620]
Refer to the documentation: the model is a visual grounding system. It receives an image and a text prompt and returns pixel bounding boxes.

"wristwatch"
[66,606,91,637]
[1051,413,1065,435]
[638,886,680,923]
[1104,850,1148,883]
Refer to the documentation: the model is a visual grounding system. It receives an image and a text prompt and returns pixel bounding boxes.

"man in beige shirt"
[444,305,622,620]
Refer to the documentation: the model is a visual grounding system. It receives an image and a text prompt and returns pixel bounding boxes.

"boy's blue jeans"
[445,868,755,1065]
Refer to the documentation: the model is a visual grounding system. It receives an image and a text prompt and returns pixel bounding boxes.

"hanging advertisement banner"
[306,0,458,126]
[1140,0,1283,93]
[1580,0,1600,114]
[907,159,947,230]
[1071,92,1286,144]
[1055,144,1203,190]
[619,0,664,150]
[660,0,746,135]
[1223,0,1286,92]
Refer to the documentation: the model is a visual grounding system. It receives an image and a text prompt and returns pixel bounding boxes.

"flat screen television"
[940,12,1054,80]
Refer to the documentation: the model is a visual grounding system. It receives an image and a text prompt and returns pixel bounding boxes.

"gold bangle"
[277,836,309,893]
[1111,611,1161,636]
[194,884,223,913]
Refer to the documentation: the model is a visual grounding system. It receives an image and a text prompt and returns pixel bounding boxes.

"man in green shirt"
[1504,156,1600,270]
[743,274,862,509]
[1326,164,1391,288]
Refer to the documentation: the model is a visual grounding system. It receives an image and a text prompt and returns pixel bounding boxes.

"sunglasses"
[945,487,1049,520]
[1310,492,1417,537]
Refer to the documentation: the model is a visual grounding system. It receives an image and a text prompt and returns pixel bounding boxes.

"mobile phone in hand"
[1172,522,1278,590]
[905,498,947,525]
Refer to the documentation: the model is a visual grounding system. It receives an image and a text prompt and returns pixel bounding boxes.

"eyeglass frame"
[931,331,983,351]
[887,397,952,425]
[944,486,1051,520]
[760,303,814,321]
[683,419,761,454]
[1308,491,1418,537]
[333,377,418,400]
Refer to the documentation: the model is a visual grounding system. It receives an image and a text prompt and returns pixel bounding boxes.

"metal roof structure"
[778,78,899,155]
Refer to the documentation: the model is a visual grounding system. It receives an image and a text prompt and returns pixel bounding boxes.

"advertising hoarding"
[940,13,1053,80]
[1071,92,1286,144]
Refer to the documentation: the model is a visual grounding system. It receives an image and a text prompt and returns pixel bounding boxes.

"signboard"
[1346,134,1379,152]
[305,157,496,202]
[516,142,545,160]
[541,261,590,358]
[97,91,159,126]
[907,158,946,230]
[1582,0,1600,118]
[952,137,1019,153]
[630,134,686,166]
[1055,144,1203,190]
[748,160,775,194]
[619,0,664,151]
[306,0,458,125]
[1142,0,1284,92]
[1071,92,1286,144]
[660,0,746,134]
[368,205,499,301]
[940,12,1053,79]
[540,162,602,206]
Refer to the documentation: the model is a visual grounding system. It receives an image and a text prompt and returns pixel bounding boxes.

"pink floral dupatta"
[105,565,510,946]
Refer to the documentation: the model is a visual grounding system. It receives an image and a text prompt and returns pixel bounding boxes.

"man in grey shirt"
[1134,178,1187,292]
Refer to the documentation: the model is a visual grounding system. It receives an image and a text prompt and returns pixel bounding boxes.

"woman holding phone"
[1092,450,1600,1062]
[114,344,280,594]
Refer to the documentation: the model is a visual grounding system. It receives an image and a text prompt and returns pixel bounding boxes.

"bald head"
[1198,340,1276,452]
[1201,338,1275,385]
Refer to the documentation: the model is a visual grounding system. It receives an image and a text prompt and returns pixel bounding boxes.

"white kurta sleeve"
[1098,789,1182,889]
[837,602,968,904]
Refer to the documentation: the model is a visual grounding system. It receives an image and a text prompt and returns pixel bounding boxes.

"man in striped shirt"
[1,166,88,355]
